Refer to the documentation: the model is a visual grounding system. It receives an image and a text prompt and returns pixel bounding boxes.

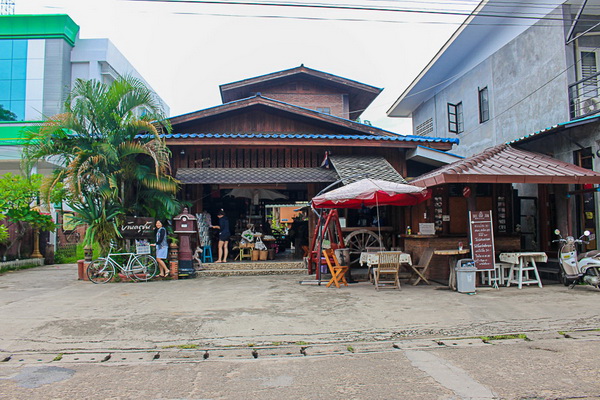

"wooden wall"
[174,145,405,173]
[176,109,340,135]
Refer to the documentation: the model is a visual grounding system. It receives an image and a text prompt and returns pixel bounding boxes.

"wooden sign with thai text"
[469,211,495,270]
[120,217,155,239]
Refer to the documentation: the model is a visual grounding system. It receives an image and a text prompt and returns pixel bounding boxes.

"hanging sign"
[120,217,155,239]
[462,186,472,198]
[469,210,495,270]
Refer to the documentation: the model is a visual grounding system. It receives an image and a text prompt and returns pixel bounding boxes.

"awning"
[329,154,406,184]
[411,144,600,187]
[406,145,464,167]
[176,167,338,184]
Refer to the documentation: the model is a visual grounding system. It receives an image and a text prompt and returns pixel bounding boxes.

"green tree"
[0,104,18,121]
[23,76,181,253]
[0,173,55,259]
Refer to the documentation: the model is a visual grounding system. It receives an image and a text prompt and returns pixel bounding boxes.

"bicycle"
[87,243,158,284]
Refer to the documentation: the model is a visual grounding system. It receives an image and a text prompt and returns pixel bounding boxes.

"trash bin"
[334,248,350,266]
[455,259,477,293]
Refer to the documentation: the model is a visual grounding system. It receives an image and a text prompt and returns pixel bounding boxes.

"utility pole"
[1,0,15,15]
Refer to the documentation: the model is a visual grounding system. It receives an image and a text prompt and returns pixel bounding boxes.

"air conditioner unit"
[582,97,600,114]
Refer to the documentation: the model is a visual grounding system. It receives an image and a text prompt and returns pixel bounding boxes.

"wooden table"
[434,249,471,290]
[499,252,547,289]
[360,251,412,282]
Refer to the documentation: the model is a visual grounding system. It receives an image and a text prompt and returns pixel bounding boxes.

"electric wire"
[123,0,600,22]
[116,0,600,133]
[439,43,600,139]
[168,10,580,26]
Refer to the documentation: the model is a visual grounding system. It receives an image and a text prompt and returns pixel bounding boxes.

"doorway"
[519,197,538,251]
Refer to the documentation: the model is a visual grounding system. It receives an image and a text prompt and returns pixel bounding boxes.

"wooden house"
[165,65,457,254]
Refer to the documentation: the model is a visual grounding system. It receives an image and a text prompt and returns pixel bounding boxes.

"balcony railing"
[569,71,600,119]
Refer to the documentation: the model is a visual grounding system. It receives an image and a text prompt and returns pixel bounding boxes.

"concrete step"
[201,261,304,271]
[196,268,307,277]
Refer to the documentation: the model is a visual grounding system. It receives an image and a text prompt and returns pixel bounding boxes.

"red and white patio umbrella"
[311,178,430,209]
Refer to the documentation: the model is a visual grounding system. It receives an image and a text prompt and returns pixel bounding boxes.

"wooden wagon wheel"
[344,229,383,264]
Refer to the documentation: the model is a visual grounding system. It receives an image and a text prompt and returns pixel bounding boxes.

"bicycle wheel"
[130,254,159,281]
[87,258,115,284]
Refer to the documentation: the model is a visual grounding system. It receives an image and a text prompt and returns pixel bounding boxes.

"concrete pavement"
[1,263,600,399]
[1,263,600,353]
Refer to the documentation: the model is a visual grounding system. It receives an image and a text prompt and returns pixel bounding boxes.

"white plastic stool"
[479,268,501,289]
[494,262,512,286]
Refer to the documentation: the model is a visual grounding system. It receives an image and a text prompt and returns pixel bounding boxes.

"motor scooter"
[554,229,600,289]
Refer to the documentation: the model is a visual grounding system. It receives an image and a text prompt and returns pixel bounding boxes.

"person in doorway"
[211,209,231,263]
[153,220,170,277]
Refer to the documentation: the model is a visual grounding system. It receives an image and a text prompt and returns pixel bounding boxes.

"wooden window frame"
[448,102,463,134]
[478,86,490,123]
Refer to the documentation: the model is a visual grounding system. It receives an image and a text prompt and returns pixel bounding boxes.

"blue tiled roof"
[160,132,459,144]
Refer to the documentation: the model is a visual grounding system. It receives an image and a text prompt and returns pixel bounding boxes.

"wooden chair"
[322,249,349,288]
[409,248,434,286]
[374,251,402,290]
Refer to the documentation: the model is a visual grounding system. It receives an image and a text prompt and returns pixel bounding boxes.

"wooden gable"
[219,65,382,120]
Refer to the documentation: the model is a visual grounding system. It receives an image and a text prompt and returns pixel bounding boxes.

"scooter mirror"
[584,230,591,237]
[554,229,561,235]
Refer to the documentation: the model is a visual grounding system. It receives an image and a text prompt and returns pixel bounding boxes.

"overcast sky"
[16,0,476,133]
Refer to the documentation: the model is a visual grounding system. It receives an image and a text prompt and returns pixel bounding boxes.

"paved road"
[0,264,599,399]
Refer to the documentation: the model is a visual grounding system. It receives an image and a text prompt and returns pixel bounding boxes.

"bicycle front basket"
[135,240,151,255]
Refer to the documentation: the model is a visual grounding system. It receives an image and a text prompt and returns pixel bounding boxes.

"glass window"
[0,80,10,100]
[12,40,28,60]
[316,107,331,114]
[580,51,598,98]
[9,100,25,120]
[0,41,12,60]
[448,102,464,133]
[0,60,11,78]
[11,79,26,101]
[11,59,26,80]
[479,87,489,123]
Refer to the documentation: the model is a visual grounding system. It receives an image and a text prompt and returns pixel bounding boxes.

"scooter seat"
[578,250,600,260]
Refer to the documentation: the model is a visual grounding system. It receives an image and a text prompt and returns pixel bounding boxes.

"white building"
[0,14,169,174]
[387,0,600,251]
[387,0,599,156]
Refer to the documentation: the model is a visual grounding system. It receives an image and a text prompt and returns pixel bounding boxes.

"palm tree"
[23,76,181,251]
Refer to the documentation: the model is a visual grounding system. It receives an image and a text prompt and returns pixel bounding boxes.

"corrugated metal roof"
[329,155,406,184]
[410,144,600,187]
[508,114,600,145]
[176,167,338,184]
[162,132,458,144]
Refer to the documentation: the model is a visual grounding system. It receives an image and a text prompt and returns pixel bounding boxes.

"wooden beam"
[165,137,454,151]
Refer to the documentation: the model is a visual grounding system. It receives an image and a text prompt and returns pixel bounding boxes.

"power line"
[443,44,600,139]
[121,0,600,28]
[122,0,593,22]
[168,9,586,26]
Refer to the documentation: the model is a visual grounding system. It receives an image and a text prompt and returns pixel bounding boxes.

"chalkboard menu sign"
[469,211,495,270]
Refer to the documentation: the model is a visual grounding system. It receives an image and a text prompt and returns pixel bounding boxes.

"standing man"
[211,209,231,263]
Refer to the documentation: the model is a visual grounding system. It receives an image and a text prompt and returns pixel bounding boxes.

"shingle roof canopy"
[410,144,600,187]
[176,156,405,186]
[329,155,406,185]
[176,167,338,184]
